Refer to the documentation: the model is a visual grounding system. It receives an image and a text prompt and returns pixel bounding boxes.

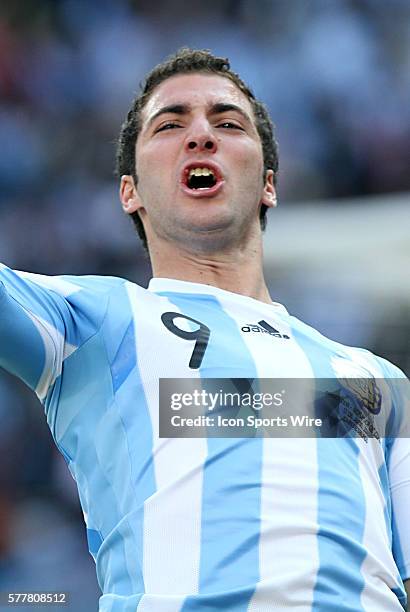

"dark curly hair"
[116,48,279,251]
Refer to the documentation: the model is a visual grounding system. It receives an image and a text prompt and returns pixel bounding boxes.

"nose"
[187,139,216,152]
[184,121,218,154]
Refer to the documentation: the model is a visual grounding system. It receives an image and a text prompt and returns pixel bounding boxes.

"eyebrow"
[210,102,252,124]
[145,102,253,130]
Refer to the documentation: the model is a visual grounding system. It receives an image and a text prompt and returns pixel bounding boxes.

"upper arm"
[0,266,69,399]
[0,282,49,392]
[0,265,115,403]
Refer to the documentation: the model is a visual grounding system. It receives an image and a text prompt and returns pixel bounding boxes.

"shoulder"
[20,271,127,297]
[285,310,408,379]
[1,264,127,299]
[0,266,141,339]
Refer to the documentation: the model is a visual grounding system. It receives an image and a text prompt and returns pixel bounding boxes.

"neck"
[148,235,273,305]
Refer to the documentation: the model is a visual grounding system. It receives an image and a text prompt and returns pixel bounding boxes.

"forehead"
[141,73,254,124]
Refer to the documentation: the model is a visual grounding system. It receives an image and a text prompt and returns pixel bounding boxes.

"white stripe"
[215,296,319,610]
[136,594,186,612]
[126,283,207,604]
[358,438,404,611]
[25,310,76,400]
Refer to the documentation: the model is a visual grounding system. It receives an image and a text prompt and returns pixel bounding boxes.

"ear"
[261,169,277,208]
[120,175,144,215]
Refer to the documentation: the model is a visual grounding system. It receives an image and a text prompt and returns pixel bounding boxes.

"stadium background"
[0,1,409,609]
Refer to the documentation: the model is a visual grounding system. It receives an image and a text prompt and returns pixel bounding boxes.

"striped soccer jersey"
[0,265,409,612]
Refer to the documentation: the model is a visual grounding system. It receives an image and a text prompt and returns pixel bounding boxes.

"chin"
[184,204,234,228]
[180,223,242,254]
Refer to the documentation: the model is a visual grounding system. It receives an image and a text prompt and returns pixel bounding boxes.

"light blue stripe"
[87,527,103,557]
[111,321,136,393]
[0,287,46,390]
[99,592,144,612]
[54,283,156,606]
[105,282,156,503]
[106,284,156,598]
[113,378,156,506]
[378,449,392,549]
[391,504,408,612]
[377,455,406,604]
[0,268,115,350]
[54,333,133,597]
[377,356,408,436]
[313,439,366,610]
[104,285,156,610]
[158,291,262,612]
[375,357,409,598]
[288,316,366,611]
[392,498,407,579]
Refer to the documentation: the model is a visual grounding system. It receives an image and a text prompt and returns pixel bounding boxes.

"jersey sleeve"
[0,264,113,404]
[0,264,69,400]
[381,359,410,582]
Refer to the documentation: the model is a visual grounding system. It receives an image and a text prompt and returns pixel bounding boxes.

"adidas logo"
[241,319,290,339]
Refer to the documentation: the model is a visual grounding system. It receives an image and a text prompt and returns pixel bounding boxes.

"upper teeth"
[188,167,215,178]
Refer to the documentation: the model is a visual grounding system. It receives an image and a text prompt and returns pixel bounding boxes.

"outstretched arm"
[1,281,46,392]
[0,265,67,400]
[1,263,114,406]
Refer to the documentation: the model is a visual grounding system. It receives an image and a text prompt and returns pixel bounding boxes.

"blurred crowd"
[0,1,409,609]
[0,0,409,274]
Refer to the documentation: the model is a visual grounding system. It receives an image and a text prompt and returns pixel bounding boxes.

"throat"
[153,251,270,303]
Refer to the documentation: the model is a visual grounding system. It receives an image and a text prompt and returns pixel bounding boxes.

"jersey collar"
[148,277,288,313]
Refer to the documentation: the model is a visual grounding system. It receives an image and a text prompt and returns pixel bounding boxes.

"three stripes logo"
[241,320,290,340]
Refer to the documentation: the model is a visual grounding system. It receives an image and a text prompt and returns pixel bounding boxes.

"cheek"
[234,142,264,173]
[136,160,174,208]
[137,146,173,186]
[238,159,264,191]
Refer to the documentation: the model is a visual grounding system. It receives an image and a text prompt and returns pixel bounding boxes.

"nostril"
[205,141,214,150]
[188,141,196,149]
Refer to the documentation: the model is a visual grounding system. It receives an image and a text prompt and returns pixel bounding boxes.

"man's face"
[121,73,275,252]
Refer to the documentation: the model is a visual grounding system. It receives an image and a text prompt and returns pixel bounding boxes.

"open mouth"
[186,167,217,190]
[181,163,224,197]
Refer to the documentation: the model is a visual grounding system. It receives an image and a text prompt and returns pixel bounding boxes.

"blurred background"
[0,0,409,609]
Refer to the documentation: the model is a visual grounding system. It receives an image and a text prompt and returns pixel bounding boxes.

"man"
[0,48,409,611]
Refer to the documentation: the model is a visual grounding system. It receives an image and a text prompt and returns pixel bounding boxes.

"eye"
[217,121,244,130]
[155,122,182,133]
